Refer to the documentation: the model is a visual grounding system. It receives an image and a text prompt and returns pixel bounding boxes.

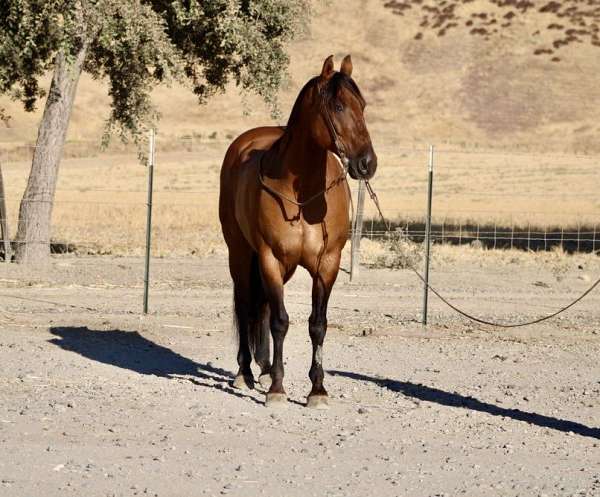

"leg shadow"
[49,326,263,405]
[328,370,600,440]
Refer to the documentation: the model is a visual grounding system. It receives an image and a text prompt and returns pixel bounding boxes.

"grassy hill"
[1,0,599,154]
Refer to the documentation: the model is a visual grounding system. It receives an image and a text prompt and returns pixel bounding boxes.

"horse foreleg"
[258,250,289,407]
[306,254,339,409]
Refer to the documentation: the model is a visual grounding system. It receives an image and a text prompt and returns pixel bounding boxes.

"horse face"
[316,55,378,180]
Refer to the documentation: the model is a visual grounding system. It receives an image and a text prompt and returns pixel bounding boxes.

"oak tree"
[0,0,309,262]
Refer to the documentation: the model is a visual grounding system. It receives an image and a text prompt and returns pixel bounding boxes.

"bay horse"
[219,55,377,408]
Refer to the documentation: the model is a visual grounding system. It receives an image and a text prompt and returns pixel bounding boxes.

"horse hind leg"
[252,304,272,390]
[232,291,255,390]
[230,249,256,391]
[249,255,272,390]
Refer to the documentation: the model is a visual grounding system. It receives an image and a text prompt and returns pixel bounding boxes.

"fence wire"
[1,133,599,325]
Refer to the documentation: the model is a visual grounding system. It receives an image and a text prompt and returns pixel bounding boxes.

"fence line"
[0,204,598,256]
[1,131,599,324]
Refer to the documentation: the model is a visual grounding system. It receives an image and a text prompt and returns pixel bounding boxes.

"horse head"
[310,55,378,180]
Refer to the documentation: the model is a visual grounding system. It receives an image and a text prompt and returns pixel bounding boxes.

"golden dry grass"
[1,139,597,256]
[358,236,600,276]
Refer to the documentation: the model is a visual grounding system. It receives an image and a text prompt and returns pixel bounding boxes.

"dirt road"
[1,254,599,496]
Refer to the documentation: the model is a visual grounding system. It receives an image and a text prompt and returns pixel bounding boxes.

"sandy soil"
[0,254,599,497]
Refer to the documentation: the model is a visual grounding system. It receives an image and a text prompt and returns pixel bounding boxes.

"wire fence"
[0,130,599,325]
[0,133,599,260]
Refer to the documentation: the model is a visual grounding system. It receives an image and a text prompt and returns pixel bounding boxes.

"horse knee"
[270,310,289,337]
[309,318,327,342]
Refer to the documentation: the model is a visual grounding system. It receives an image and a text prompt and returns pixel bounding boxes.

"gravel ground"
[0,254,599,497]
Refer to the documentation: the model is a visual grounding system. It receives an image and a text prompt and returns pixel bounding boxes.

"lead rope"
[363,182,600,328]
[364,180,390,232]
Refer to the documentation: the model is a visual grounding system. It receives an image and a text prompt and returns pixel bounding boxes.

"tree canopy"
[385,0,600,61]
[0,0,310,142]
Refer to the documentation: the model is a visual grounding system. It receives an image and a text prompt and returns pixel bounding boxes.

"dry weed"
[360,235,423,269]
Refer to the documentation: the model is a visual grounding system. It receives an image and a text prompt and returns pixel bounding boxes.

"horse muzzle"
[348,150,377,180]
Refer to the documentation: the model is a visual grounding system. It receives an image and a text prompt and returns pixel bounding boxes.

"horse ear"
[340,55,353,77]
[320,55,335,80]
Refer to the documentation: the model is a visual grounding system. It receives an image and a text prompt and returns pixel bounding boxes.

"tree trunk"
[14,45,87,263]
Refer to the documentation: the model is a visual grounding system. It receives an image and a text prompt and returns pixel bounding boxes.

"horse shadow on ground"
[328,370,600,440]
[48,326,263,405]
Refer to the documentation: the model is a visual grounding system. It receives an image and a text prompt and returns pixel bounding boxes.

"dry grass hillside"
[2,0,600,153]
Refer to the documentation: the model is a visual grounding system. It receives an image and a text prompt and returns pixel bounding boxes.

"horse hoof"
[306,395,330,410]
[258,374,272,390]
[265,392,287,407]
[232,374,254,390]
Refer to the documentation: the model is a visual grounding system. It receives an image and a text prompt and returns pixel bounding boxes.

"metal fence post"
[0,161,10,262]
[510,223,514,250]
[143,129,156,314]
[422,145,434,325]
[350,180,366,282]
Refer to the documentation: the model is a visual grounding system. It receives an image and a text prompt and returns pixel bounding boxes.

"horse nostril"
[358,157,369,174]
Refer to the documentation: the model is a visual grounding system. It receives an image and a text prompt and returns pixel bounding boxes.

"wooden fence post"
[350,180,366,282]
[0,161,10,262]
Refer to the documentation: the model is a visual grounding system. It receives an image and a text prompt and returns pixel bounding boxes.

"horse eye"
[334,103,344,112]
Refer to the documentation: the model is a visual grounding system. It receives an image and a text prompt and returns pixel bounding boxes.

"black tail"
[233,252,268,355]
[248,252,267,353]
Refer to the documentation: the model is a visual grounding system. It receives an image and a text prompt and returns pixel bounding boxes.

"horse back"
[222,126,284,171]
[219,126,284,242]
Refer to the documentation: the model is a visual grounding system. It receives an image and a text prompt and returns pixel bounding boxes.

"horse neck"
[269,125,329,198]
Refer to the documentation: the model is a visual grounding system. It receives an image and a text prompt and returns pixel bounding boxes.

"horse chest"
[260,218,304,263]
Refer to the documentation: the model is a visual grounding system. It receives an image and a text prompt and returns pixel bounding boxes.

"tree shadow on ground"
[328,370,600,440]
[49,326,263,405]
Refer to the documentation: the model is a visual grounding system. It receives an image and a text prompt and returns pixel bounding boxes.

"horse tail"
[247,252,266,353]
[232,252,267,355]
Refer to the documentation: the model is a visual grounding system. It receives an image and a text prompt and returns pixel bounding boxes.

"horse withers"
[219,55,377,408]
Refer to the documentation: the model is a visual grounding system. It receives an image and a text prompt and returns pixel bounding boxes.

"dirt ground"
[0,253,599,497]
